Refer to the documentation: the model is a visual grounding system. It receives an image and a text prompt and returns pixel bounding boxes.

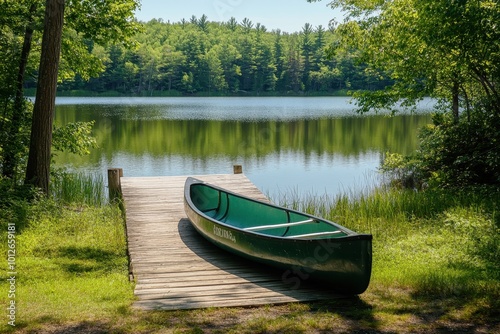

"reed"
[273,185,500,297]
[51,171,106,206]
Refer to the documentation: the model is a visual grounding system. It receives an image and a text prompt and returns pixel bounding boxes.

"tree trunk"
[3,3,37,180]
[452,80,459,123]
[25,0,65,194]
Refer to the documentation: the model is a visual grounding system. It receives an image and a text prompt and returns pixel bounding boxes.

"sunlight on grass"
[18,274,132,325]
[0,181,134,333]
[0,173,498,333]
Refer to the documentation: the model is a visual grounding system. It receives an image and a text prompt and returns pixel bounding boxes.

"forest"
[41,15,392,96]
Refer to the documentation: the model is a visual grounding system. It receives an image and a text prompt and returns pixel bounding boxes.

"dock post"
[233,164,243,174]
[108,168,123,203]
[108,168,131,280]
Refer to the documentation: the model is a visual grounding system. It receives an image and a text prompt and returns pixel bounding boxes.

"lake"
[53,96,434,199]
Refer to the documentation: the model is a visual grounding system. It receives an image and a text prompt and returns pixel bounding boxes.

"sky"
[134,0,341,33]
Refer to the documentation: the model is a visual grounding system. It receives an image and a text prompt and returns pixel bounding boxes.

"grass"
[50,171,106,206]
[279,186,500,298]
[0,175,132,332]
[0,174,499,333]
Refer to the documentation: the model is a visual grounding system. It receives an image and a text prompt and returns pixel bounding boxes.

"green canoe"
[183,177,372,294]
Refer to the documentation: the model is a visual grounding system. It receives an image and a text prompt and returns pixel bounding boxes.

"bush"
[418,111,500,187]
[380,152,424,189]
[382,108,500,189]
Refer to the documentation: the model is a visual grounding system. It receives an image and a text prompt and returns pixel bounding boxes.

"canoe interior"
[190,182,350,239]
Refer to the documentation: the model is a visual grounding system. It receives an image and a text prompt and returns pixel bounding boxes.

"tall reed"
[274,185,498,237]
[51,171,106,206]
[273,184,500,297]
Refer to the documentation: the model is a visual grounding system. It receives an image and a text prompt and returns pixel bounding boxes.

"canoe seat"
[244,219,315,232]
[283,230,343,239]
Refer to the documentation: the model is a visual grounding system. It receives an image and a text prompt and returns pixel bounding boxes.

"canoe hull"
[184,177,372,294]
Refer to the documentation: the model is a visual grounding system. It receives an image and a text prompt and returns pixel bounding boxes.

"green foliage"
[0,99,33,182]
[56,0,141,82]
[65,0,141,46]
[0,0,141,190]
[52,121,98,155]
[321,0,499,188]
[381,110,500,188]
[59,30,106,82]
[0,178,41,234]
[0,0,39,182]
[379,152,423,189]
[318,0,500,115]
[1,107,98,184]
[56,18,389,95]
[418,112,500,187]
[0,177,498,332]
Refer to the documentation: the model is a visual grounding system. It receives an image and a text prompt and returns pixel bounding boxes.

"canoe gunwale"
[183,177,373,294]
[184,177,372,243]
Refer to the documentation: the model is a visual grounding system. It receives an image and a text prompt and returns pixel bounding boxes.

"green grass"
[0,175,499,333]
[275,186,500,299]
[50,171,106,206]
[0,198,132,332]
[0,174,132,332]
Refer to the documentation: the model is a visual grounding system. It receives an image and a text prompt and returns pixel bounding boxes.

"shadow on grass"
[22,320,122,334]
[12,293,500,333]
[0,183,39,233]
[132,298,381,333]
[56,246,122,274]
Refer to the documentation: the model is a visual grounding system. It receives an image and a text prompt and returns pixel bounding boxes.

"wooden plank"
[135,273,278,285]
[134,296,306,311]
[121,173,342,310]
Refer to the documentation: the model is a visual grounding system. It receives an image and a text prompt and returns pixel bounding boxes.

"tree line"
[51,15,391,96]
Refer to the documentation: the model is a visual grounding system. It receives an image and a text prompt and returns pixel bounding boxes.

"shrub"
[382,108,500,189]
[418,111,500,187]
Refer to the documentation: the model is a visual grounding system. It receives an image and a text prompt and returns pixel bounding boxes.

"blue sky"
[135,0,341,33]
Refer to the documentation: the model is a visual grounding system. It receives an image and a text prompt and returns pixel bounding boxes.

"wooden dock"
[120,173,342,310]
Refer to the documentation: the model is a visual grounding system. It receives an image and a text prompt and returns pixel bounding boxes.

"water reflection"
[54,97,432,198]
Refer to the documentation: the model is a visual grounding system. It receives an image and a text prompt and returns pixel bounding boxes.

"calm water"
[54,96,434,199]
